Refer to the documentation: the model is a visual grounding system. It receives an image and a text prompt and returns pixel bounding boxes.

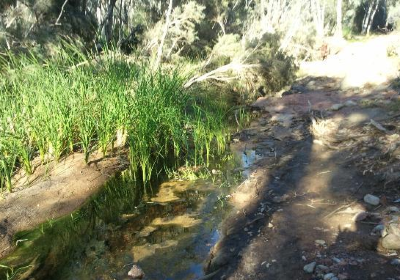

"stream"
[0,146,259,280]
[61,153,249,280]
[63,179,231,280]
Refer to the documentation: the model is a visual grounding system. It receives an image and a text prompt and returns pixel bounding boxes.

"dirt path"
[204,34,400,280]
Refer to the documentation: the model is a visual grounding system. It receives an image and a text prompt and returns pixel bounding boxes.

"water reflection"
[63,178,231,280]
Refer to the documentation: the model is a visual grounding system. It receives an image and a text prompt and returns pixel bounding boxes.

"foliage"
[0,48,230,191]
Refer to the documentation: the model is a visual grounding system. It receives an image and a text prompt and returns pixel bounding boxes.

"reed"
[0,48,231,191]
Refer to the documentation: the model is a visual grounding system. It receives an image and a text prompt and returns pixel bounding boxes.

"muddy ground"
[204,35,400,280]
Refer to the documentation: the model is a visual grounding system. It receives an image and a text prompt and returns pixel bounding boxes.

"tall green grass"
[0,49,230,191]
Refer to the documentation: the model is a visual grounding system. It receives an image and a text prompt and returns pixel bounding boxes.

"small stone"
[364,194,380,206]
[324,273,336,280]
[338,273,349,280]
[128,265,145,279]
[390,259,400,265]
[304,262,316,273]
[315,240,326,246]
[371,224,385,236]
[387,206,400,213]
[316,265,329,272]
[330,104,344,111]
[344,100,357,107]
[332,257,342,264]
[353,211,369,222]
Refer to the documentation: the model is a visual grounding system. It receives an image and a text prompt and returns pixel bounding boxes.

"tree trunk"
[335,0,342,37]
[153,0,173,70]
[366,0,380,35]
[362,0,379,35]
[311,0,325,39]
[105,0,117,43]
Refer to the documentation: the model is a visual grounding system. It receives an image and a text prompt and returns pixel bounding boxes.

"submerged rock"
[128,264,145,279]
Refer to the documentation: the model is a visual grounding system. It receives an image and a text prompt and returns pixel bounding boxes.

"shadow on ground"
[203,74,400,280]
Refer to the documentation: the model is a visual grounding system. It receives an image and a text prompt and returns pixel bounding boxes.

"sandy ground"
[0,151,126,259]
[204,34,400,280]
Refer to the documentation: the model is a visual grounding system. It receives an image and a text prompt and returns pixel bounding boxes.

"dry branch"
[184,62,259,88]
[55,0,69,25]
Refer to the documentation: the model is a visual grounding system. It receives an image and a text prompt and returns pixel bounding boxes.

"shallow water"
[0,147,259,280]
[63,179,230,280]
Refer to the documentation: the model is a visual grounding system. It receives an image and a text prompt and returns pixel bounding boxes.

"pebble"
[353,211,369,222]
[316,265,329,272]
[324,273,336,280]
[371,224,385,236]
[338,273,349,280]
[330,104,344,111]
[364,194,380,206]
[303,262,316,273]
[315,239,326,246]
[387,206,400,213]
[391,259,400,265]
[128,265,145,279]
[332,257,342,264]
[344,100,357,107]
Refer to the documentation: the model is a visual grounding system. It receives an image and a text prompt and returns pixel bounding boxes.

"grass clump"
[0,50,230,191]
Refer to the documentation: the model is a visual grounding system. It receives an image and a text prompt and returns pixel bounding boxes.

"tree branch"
[55,0,69,26]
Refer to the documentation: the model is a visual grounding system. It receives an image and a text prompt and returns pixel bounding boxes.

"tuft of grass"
[0,48,231,191]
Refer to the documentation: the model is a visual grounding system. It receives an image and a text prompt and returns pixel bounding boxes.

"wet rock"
[324,273,336,280]
[364,194,380,206]
[382,223,400,250]
[128,265,145,279]
[330,104,344,111]
[390,259,400,265]
[303,262,316,273]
